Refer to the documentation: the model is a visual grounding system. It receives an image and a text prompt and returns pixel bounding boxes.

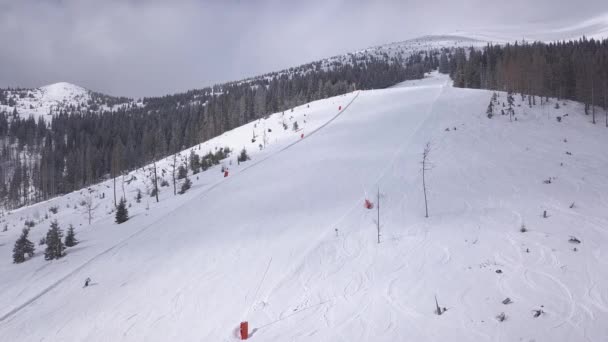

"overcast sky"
[0,0,606,98]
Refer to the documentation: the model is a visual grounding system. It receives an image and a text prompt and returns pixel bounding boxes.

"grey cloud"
[0,0,606,97]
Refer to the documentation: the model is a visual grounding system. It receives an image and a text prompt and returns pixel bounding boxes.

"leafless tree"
[121,173,126,201]
[82,195,100,225]
[152,160,159,203]
[172,153,177,195]
[604,84,608,127]
[422,142,432,218]
[592,80,596,124]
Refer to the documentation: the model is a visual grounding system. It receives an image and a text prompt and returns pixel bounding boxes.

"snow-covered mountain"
[1,71,607,341]
[239,34,488,85]
[0,34,483,122]
[0,82,134,121]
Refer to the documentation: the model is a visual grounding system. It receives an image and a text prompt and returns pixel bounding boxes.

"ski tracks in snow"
[1,92,365,327]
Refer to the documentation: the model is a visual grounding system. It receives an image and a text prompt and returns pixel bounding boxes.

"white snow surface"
[0,73,607,341]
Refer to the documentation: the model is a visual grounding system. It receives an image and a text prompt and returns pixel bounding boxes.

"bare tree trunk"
[113,176,117,207]
[592,81,596,124]
[604,85,608,127]
[172,154,177,195]
[84,196,98,225]
[121,174,126,201]
[153,160,159,203]
[422,142,431,218]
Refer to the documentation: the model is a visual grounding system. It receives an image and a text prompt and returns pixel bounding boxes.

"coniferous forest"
[446,37,608,122]
[0,52,438,208]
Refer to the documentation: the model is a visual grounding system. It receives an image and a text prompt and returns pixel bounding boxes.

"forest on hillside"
[445,37,608,124]
[0,52,438,209]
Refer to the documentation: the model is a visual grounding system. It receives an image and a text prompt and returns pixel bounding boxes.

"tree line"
[0,51,439,208]
[446,37,608,124]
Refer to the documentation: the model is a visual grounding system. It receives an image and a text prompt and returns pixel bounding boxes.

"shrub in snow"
[189,151,201,174]
[49,206,59,214]
[135,189,142,203]
[115,198,129,224]
[292,121,299,131]
[520,224,527,233]
[179,177,192,195]
[64,225,78,247]
[160,179,169,187]
[177,165,188,180]
[24,219,35,228]
[238,148,250,163]
[13,228,35,263]
[44,220,65,260]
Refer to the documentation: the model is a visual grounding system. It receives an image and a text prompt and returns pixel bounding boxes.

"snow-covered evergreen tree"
[64,224,78,247]
[486,101,494,118]
[115,197,129,224]
[237,148,250,163]
[44,220,65,260]
[179,177,192,195]
[177,165,188,180]
[12,228,35,263]
[189,151,201,174]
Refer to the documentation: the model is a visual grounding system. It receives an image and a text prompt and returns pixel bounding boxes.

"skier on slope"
[84,277,91,287]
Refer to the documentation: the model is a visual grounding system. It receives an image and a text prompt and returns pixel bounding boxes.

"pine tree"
[486,101,494,118]
[13,228,35,263]
[177,165,188,180]
[179,177,192,194]
[189,150,201,174]
[292,121,299,131]
[237,148,250,163]
[438,51,450,74]
[135,189,142,203]
[115,197,129,224]
[44,220,65,260]
[64,224,78,247]
[507,91,515,121]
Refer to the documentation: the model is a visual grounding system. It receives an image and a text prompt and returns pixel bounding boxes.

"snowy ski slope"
[1,73,607,341]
